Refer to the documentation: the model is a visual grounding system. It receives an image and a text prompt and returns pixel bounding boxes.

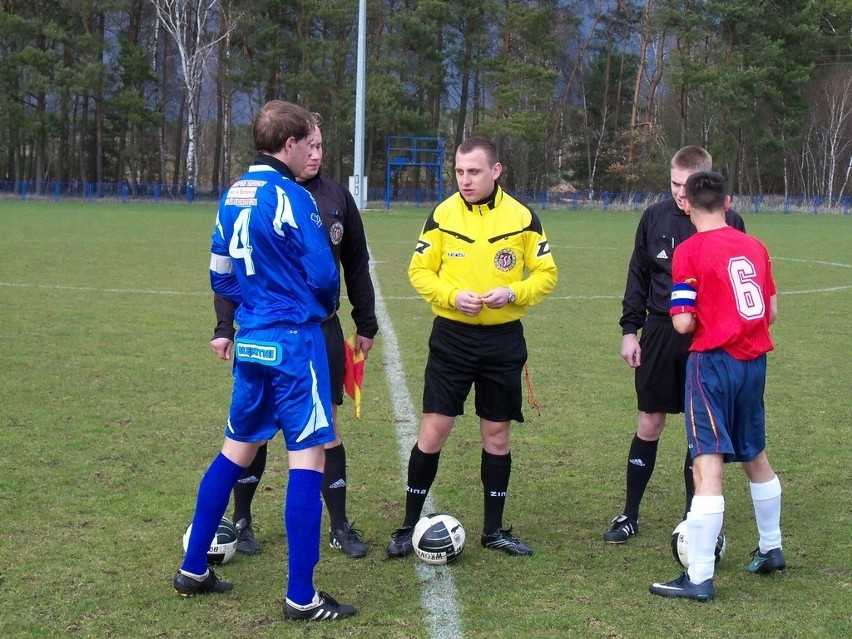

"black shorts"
[422,317,527,423]
[634,317,692,414]
[321,314,345,405]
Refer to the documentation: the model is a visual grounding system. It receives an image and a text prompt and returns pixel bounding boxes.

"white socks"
[686,495,725,585]
[285,591,321,610]
[750,475,782,553]
[684,476,782,584]
[179,569,209,581]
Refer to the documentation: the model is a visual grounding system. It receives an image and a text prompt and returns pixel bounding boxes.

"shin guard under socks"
[481,449,511,534]
[403,444,441,528]
[322,443,348,530]
[182,453,245,575]
[285,468,323,606]
[623,435,658,522]
[232,443,267,524]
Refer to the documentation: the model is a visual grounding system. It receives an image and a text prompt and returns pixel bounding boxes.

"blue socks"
[181,453,244,575]
[180,455,325,607]
[285,468,324,605]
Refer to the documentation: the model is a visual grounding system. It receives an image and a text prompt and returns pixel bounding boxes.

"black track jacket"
[620,198,745,336]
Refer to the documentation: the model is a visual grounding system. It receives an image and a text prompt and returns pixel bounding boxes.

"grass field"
[1,199,849,639]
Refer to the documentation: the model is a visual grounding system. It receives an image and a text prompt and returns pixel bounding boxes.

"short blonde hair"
[671,146,712,173]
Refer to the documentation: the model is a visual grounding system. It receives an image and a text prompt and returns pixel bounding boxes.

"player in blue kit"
[173,100,356,621]
[212,114,377,559]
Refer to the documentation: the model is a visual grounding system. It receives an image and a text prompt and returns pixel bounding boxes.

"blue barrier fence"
[1,180,211,203]
[2,179,850,214]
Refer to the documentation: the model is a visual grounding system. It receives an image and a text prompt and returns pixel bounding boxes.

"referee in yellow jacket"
[387,136,558,558]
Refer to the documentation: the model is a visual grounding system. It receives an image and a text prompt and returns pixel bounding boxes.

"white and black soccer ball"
[413,513,466,565]
[183,516,238,565]
[671,520,726,568]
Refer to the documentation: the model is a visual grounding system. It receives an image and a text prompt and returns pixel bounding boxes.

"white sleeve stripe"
[210,253,233,274]
[671,289,697,302]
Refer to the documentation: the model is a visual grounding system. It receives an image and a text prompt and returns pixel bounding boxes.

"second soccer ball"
[182,516,238,565]
[413,513,466,565]
[671,520,726,568]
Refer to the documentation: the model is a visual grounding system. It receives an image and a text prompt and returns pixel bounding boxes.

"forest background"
[1,0,851,205]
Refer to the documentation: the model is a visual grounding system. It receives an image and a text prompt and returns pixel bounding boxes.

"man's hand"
[355,334,374,359]
[481,286,512,309]
[454,290,484,316]
[211,337,234,360]
[621,333,641,368]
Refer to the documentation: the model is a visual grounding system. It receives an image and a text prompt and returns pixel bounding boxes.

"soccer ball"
[183,516,238,565]
[671,520,726,568]
[412,513,466,565]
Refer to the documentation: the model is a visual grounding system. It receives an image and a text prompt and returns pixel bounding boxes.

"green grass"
[1,199,850,638]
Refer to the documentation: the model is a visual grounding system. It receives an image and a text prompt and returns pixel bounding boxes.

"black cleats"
[283,591,357,621]
[173,569,233,597]
[234,518,261,555]
[329,522,368,558]
[386,526,414,557]
[481,527,533,556]
[604,515,639,543]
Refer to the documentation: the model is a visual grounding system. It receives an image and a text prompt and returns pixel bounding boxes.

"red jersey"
[670,226,776,360]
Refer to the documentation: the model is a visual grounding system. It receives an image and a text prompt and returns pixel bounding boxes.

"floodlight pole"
[351,0,367,209]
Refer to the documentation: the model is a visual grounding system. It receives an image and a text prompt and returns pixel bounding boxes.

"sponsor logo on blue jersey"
[235,340,282,366]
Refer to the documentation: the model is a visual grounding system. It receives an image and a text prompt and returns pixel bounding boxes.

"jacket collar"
[462,184,502,213]
[252,153,296,181]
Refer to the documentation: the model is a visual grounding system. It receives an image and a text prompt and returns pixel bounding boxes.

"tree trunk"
[35,88,46,194]
[79,92,90,184]
[94,10,105,195]
[455,20,474,151]
[172,95,185,193]
[154,21,167,187]
[186,91,197,194]
[546,2,601,157]
[631,0,653,129]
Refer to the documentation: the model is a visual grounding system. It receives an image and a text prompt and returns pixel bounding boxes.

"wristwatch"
[505,287,516,304]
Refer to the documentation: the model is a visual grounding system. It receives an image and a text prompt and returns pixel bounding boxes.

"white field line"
[0,282,209,296]
[372,286,852,301]
[368,250,464,639]
[0,281,849,301]
[773,257,852,269]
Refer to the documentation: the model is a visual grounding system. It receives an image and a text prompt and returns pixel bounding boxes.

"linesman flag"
[343,331,365,418]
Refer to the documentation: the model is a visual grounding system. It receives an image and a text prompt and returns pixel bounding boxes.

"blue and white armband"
[670,280,697,316]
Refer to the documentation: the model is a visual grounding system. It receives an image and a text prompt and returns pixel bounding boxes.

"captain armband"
[210,253,234,275]
[670,280,697,316]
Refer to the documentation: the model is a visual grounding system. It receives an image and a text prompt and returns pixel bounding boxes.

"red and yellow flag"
[343,332,365,418]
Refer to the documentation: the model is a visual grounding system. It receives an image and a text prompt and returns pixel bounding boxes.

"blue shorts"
[227,324,335,451]
[684,350,767,463]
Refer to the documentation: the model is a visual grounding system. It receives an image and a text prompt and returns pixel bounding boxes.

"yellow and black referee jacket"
[408,186,558,325]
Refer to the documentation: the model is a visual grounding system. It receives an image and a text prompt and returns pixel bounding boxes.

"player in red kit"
[649,172,785,602]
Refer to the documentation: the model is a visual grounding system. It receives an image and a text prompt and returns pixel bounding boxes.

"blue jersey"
[210,160,338,328]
